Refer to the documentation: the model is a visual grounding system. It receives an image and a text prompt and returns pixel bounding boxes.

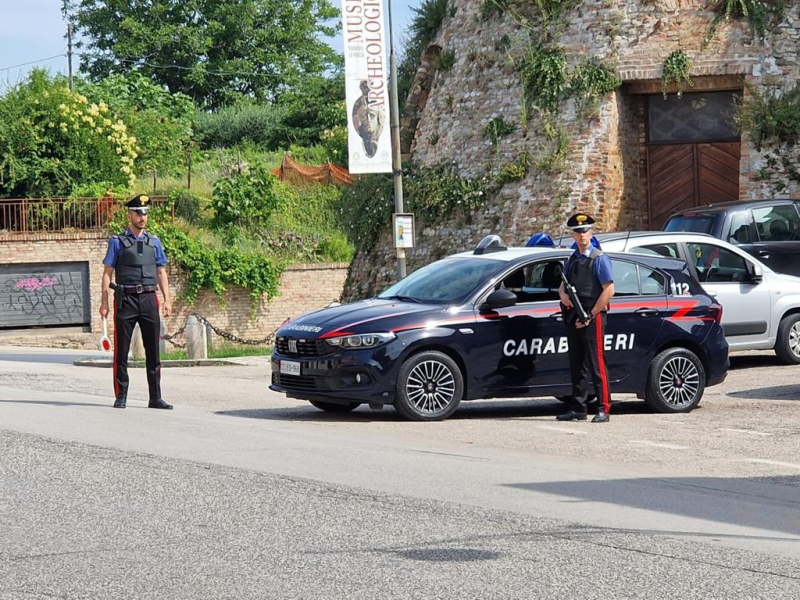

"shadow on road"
[727,384,800,401]
[729,354,784,370]
[0,398,110,408]
[505,475,800,538]
[217,398,663,423]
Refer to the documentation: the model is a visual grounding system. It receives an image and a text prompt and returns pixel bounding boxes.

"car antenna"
[556,227,566,248]
[622,229,633,252]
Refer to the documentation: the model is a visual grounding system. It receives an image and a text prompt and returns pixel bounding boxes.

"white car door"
[683,241,772,348]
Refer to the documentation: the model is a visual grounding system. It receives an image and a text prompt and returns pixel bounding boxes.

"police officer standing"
[99,195,173,410]
[557,213,615,423]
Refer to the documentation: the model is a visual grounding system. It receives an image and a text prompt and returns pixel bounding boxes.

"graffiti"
[0,268,87,328]
[13,277,58,292]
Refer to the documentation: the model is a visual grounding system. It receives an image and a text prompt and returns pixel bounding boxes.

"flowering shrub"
[0,69,139,197]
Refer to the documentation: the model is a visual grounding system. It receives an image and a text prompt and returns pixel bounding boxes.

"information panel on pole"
[393,213,415,249]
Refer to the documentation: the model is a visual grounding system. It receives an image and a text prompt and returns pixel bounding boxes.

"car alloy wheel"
[406,360,456,413]
[789,321,800,357]
[775,314,800,365]
[645,347,705,413]
[658,355,700,409]
[395,350,464,421]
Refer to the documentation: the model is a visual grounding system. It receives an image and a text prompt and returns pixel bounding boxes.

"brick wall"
[344,0,800,299]
[0,235,348,349]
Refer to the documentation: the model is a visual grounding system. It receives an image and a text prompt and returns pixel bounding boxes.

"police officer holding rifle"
[557,213,615,423]
[99,195,173,410]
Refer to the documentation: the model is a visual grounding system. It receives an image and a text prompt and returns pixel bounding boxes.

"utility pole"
[387,0,406,280]
[67,24,74,91]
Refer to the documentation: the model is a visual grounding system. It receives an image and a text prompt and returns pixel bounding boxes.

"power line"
[0,54,67,73]
[111,56,310,80]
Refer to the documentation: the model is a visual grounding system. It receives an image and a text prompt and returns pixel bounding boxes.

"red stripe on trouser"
[595,315,610,412]
[112,303,119,398]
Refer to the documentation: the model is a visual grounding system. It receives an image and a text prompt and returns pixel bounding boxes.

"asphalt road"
[1,346,799,598]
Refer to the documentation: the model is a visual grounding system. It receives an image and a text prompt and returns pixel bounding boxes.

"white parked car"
[598,232,800,364]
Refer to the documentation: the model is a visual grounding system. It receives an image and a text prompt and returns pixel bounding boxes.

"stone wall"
[344,0,800,300]
[0,235,348,349]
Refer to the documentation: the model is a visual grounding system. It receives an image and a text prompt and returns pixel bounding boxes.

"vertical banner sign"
[342,0,393,174]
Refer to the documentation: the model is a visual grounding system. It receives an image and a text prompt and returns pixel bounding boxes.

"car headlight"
[327,332,396,349]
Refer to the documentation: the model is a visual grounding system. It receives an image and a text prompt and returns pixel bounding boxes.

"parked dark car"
[663,199,800,276]
[270,237,729,421]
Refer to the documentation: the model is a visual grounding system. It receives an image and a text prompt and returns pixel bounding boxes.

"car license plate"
[280,360,301,376]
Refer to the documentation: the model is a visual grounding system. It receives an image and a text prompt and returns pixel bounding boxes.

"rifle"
[559,265,591,325]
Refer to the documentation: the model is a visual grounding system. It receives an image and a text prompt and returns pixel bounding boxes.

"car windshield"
[378,257,506,304]
[664,215,716,234]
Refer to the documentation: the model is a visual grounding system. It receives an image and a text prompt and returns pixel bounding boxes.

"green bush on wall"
[735,83,800,150]
[662,50,693,99]
[106,205,283,309]
[521,44,569,112]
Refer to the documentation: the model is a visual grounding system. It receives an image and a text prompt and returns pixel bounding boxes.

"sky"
[0,0,417,88]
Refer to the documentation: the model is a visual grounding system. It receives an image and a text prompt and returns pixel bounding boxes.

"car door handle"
[756,249,770,257]
[549,312,563,322]
[635,308,659,317]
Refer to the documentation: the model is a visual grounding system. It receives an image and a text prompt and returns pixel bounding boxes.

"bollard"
[159,319,166,354]
[185,315,208,359]
[131,324,145,360]
[205,323,213,356]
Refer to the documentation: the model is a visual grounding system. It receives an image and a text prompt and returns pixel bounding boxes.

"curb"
[74,358,245,368]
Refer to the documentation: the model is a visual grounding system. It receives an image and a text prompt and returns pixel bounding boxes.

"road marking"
[720,428,773,437]
[629,440,689,450]
[535,425,588,435]
[741,459,800,470]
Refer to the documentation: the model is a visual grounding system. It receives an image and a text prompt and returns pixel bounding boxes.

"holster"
[110,283,124,309]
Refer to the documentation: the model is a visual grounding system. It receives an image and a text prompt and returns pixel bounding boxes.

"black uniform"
[561,248,612,416]
[103,194,171,410]
[111,232,163,403]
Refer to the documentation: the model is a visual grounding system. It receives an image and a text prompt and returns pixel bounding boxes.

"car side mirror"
[746,261,763,283]
[482,288,517,311]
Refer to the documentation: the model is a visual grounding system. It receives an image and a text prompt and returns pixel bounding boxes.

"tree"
[63,0,342,109]
[0,70,137,198]
[77,72,196,174]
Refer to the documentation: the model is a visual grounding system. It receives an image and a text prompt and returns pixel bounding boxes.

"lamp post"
[387,0,406,280]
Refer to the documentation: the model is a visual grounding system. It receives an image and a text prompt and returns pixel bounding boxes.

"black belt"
[111,283,158,293]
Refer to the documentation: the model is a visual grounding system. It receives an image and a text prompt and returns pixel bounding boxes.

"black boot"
[113,397,126,409]
[556,411,587,422]
[592,412,610,423]
[148,398,173,410]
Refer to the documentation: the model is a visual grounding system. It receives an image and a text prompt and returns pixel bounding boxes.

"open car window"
[687,242,748,283]
[497,260,564,304]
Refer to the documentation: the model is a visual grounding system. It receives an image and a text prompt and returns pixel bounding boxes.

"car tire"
[644,347,706,413]
[394,350,464,421]
[775,313,800,365]
[309,400,361,412]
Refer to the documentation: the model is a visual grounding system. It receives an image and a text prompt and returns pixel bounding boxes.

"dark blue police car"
[270,237,729,421]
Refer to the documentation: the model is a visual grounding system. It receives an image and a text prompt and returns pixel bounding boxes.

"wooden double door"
[646,91,741,229]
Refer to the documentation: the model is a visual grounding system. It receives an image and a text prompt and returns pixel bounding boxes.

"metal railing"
[0,196,169,236]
